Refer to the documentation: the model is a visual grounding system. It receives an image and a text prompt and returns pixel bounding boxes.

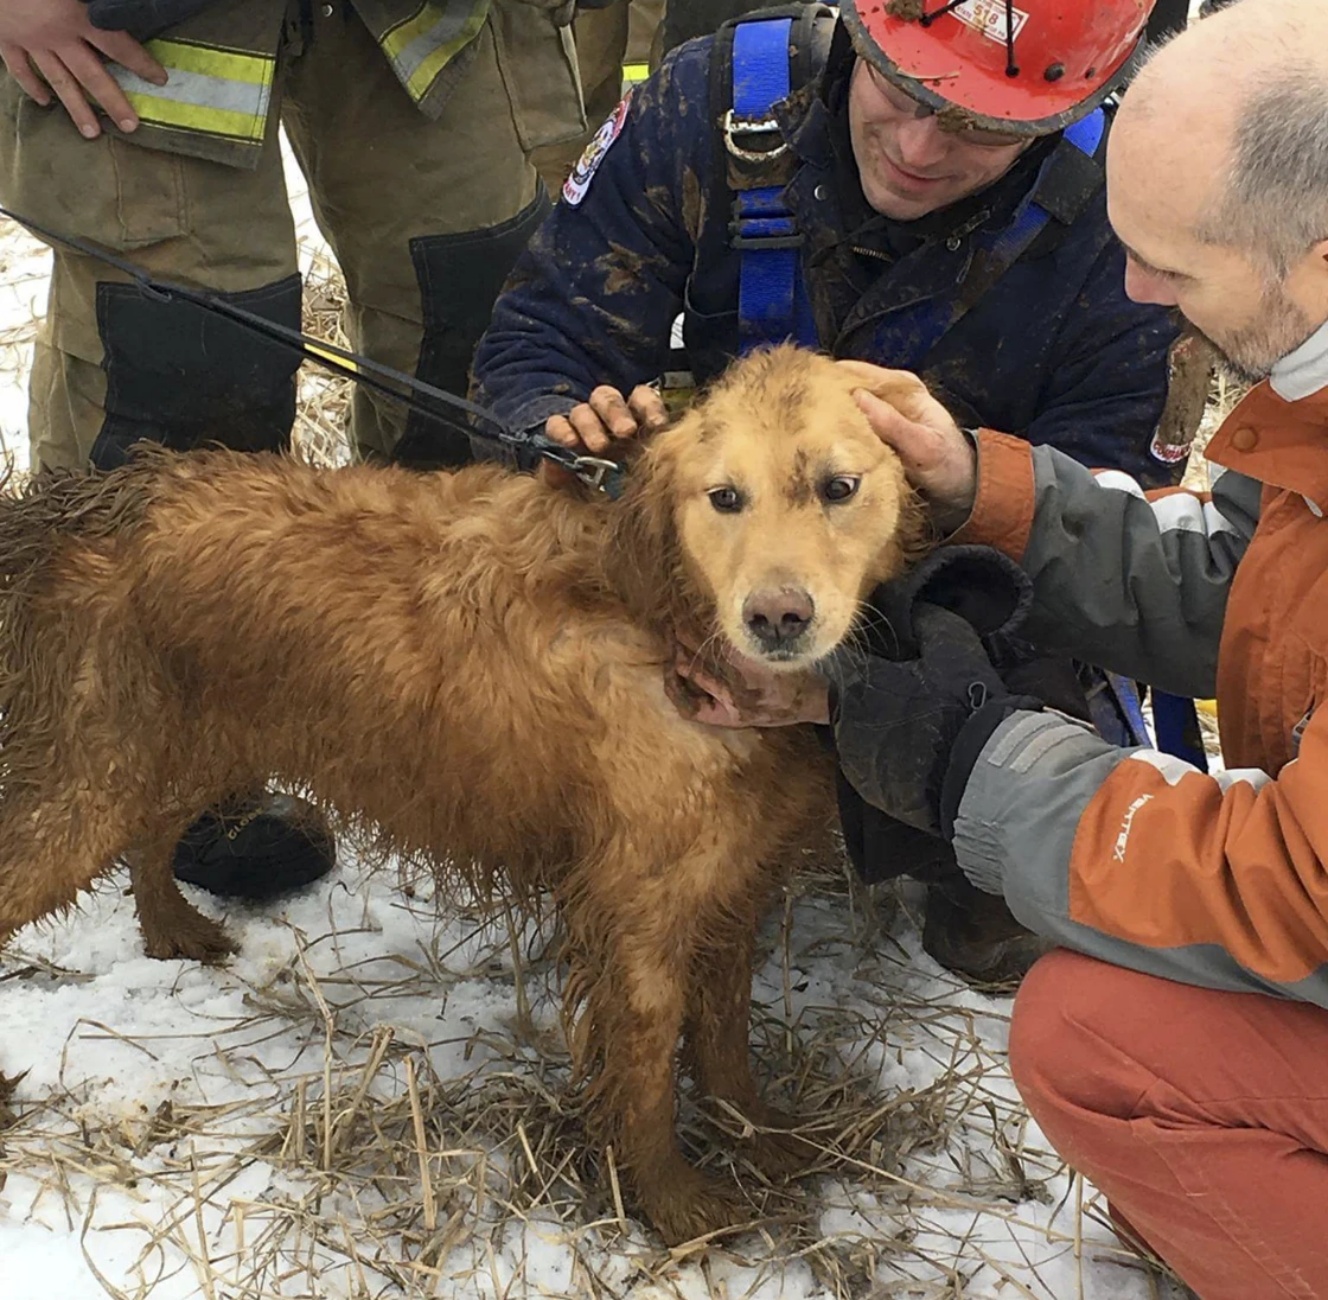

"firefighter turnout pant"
[0,1,562,470]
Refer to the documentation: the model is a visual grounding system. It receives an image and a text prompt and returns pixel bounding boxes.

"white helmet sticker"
[949,0,1029,44]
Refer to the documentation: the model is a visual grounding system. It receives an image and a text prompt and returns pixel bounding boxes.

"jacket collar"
[1207,380,1328,511]
[1271,318,1328,402]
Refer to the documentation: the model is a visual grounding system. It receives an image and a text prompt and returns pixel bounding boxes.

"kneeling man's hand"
[545,385,669,455]
[541,384,670,487]
[830,604,1037,837]
[667,642,830,729]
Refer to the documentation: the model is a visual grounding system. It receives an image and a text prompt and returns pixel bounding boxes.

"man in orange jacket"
[842,1,1328,1293]
[677,0,1328,1293]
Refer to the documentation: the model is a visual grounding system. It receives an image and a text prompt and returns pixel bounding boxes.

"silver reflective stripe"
[110,64,273,123]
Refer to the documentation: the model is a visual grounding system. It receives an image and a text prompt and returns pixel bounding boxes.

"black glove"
[837,770,964,884]
[85,0,217,39]
[828,602,1040,839]
[865,545,1036,672]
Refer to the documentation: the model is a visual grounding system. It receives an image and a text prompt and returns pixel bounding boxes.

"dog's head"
[608,345,930,667]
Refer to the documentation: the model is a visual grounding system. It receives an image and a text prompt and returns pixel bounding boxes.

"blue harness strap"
[730,16,818,353]
[728,19,1106,362]
[1153,690,1210,770]
[884,108,1105,370]
[1086,675,1210,770]
[1088,670,1154,749]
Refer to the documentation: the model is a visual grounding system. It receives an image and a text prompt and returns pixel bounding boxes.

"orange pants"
[1011,949,1328,1300]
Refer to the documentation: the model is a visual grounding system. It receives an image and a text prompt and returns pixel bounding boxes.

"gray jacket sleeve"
[995,445,1260,698]
[951,711,1325,1004]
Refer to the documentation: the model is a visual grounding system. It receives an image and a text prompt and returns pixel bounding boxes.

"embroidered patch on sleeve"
[562,91,633,208]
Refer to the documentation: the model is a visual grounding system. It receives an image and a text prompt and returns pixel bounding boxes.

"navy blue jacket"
[473,14,1182,486]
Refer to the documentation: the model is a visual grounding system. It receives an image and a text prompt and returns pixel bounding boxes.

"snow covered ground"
[0,150,1196,1300]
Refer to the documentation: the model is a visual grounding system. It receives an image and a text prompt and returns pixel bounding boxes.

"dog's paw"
[0,1069,24,1130]
[142,913,236,964]
[743,1121,819,1181]
[716,1100,819,1181]
[642,1170,754,1245]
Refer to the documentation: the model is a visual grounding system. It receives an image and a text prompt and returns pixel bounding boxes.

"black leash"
[0,204,628,498]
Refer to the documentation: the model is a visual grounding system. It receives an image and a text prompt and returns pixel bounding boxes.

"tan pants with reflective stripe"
[0,6,540,469]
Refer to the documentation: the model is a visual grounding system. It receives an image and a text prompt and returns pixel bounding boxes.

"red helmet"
[841,0,1156,136]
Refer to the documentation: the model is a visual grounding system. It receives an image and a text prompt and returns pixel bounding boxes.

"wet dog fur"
[0,345,927,1243]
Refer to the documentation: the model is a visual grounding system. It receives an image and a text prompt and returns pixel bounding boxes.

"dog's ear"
[894,484,936,569]
[603,432,684,631]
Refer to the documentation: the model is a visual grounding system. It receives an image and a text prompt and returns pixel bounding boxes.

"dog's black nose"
[743,588,815,649]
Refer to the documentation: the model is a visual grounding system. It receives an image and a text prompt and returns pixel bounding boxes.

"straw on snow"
[0,858,1184,1300]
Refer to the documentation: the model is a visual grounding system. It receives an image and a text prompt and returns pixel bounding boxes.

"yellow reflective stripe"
[123,92,266,141]
[379,2,447,62]
[113,39,274,143]
[379,0,487,100]
[401,5,487,98]
[623,61,649,83]
[145,38,275,86]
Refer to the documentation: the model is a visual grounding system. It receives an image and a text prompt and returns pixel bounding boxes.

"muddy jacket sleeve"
[1016,238,1180,490]
[85,0,217,36]
[471,42,710,442]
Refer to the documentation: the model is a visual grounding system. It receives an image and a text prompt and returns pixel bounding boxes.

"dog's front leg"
[685,910,817,1181]
[569,905,752,1245]
[127,819,236,963]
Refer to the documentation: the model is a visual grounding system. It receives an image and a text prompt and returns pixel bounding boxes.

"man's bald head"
[1105,0,1328,382]
[1119,0,1328,275]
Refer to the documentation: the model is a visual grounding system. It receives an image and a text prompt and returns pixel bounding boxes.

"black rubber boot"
[172,792,336,902]
[921,875,1052,989]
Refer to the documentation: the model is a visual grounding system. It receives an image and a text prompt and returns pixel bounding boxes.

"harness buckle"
[721,109,790,163]
[729,226,803,250]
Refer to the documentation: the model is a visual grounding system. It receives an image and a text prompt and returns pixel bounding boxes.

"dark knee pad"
[91,274,302,471]
[391,188,552,471]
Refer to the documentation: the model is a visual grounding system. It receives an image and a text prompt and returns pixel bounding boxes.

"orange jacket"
[946,381,1328,1002]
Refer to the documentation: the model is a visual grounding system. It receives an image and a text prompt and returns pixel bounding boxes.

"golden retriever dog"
[0,345,925,1243]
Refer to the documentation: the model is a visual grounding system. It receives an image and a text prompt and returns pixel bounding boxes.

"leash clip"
[569,454,627,498]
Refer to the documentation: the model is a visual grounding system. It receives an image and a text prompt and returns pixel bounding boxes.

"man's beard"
[1187,279,1318,386]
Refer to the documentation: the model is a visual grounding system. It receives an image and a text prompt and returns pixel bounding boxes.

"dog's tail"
[0,458,154,602]
[0,460,156,796]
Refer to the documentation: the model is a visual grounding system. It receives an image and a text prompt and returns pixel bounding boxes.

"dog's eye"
[708,486,745,513]
[821,476,860,504]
